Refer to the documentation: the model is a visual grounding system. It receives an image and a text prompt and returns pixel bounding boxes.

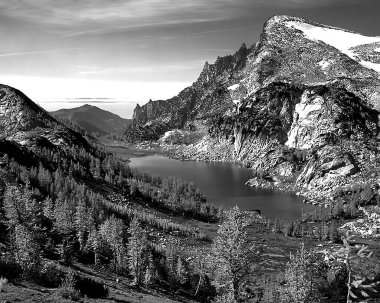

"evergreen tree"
[175,256,187,285]
[127,216,147,286]
[211,206,260,301]
[13,224,41,276]
[54,192,75,234]
[75,198,88,251]
[144,252,155,287]
[87,228,101,265]
[4,186,25,226]
[42,197,54,220]
[280,243,318,303]
[100,216,126,271]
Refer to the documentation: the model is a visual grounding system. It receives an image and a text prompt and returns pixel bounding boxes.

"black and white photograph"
[0,1,379,302]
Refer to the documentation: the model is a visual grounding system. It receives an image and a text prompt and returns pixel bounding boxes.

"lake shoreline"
[128,154,318,220]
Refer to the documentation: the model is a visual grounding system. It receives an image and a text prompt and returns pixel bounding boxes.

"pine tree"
[144,252,155,287]
[42,196,54,220]
[127,216,147,286]
[175,256,187,285]
[75,198,88,251]
[87,228,101,265]
[13,224,41,276]
[100,216,126,271]
[4,187,23,226]
[54,192,75,234]
[211,206,260,301]
[280,243,317,303]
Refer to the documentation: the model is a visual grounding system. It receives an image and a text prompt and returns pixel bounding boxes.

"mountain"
[0,84,91,150]
[0,83,216,302]
[126,15,380,204]
[51,104,132,136]
[125,43,252,141]
[1,16,380,302]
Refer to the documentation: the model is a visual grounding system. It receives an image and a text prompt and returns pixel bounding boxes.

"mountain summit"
[126,15,380,141]
[51,104,132,136]
[126,15,380,203]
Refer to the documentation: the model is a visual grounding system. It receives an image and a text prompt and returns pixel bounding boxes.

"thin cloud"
[0,48,79,58]
[278,0,359,8]
[76,60,205,76]
[0,0,360,36]
[0,0,240,35]
[66,100,120,104]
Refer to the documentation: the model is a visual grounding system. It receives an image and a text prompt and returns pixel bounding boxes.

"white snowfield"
[227,84,239,91]
[285,21,380,73]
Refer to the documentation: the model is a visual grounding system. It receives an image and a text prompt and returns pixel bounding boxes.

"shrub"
[0,257,22,281]
[75,276,109,299]
[37,262,65,288]
[56,271,81,301]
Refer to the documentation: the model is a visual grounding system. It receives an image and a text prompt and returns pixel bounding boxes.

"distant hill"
[51,104,132,135]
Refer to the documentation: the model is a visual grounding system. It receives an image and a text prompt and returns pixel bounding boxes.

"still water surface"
[129,155,317,220]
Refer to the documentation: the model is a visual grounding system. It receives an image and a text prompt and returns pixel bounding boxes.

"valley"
[128,154,317,220]
[0,14,380,303]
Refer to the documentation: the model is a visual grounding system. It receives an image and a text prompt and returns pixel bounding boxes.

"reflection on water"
[129,155,317,220]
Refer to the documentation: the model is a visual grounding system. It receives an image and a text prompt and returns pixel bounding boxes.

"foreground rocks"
[339,207,380,239]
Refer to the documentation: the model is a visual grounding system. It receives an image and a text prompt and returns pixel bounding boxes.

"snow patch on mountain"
[228,84,239,91]
[360,60,380,73]
[285,21,380,57]
[285,20,380,72]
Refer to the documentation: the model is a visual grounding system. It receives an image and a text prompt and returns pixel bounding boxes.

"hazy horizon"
[1,0,380,118]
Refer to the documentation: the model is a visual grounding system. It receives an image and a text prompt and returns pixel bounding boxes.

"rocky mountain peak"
[126,15,380,148]
[260,15,380,75]
[0,84,92,150]
[241,14,380,104]
[0,84,58,138]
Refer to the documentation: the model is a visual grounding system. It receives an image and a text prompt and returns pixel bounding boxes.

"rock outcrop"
[127,15,380,203]
[0,84,91,151]
[125,44,253,141]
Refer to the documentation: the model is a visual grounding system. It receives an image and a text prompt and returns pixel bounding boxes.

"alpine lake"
[129,154,318,220]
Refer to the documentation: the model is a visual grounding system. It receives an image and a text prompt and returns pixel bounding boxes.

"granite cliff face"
[125,43,252,141]
[128,15,380,202]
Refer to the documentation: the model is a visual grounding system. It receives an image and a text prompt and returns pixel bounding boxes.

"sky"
[0,0,380,118]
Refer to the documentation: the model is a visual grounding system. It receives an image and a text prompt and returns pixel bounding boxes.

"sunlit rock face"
[125,43,252,141]
[127,15,380,200]
[0,84,57,137]
[127,15,380,143]
[0,84,91,151]
[285,86,379,150]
